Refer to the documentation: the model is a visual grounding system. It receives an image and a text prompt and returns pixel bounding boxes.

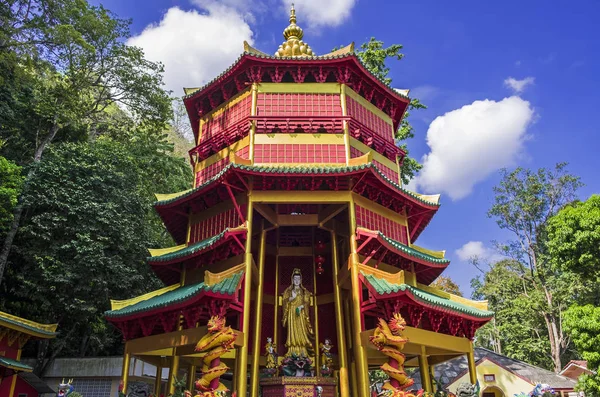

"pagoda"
[105,6,493,397]
[0,311,57,397]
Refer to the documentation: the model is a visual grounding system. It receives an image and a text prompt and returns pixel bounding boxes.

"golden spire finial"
[275,3,315,57]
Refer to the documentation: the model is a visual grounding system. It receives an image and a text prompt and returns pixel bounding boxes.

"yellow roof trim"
[229,152,252,166]
[0,311,58,335]
[148,244,187,257]
[204,263,246,286]
[110,283,180,311]
[410,244,445,259]
[155,190,192,202]
[243,40,269,56]
[410,192,441,205]
[348,152,372,166]
[357,264,405,285]
[183,87,202,95]
[416,283,489,311]
[322,43,355,57]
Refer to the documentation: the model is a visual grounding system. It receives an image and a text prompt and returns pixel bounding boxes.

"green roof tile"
[377,232,449,265]
[155,163,439,208]
[361,272,494,319]
[148,229,232,263]
[105,271,244,318]
[0,356,33,372]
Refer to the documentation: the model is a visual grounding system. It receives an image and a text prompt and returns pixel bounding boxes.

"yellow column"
[249,82,258,161]
[121,344,131,394]
[340,84,351,165]
[236,199,254,397]
[430,365,437,391]
[187,363,196,391]
[154,363,162,396]
[467,343,477,384]
[8,349,22,397]
[312,230,321,376]
[418,345,432,393]
[331,231,350,397]
[350,361,359,397]
[250,224,268,397]
[168,350,180,395]
[348,196,370,396]
[273,230,280,348]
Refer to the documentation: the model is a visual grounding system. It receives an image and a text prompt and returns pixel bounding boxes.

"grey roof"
[411,348,576,390]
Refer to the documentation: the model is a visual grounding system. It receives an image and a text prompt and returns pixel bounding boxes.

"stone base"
[260,376,337,397]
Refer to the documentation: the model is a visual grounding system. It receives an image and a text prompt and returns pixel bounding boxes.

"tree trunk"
[0,123,60,285]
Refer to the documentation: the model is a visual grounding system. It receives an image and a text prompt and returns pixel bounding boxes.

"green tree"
[355,37,426,184]
[487,163,584,371]
[0,133,191,373]
[547,195,600,395]
[547,194,600,284]
[0,155,23,234]
[472,260,554,368]
[0,0,172,285]
[563,305,600,396]
[430,275,463,296]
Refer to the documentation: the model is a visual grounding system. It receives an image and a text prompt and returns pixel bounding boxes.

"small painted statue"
[57,379,74,397]
[265,336,278,369]
[456,381,480,397]
[320,338,334,376]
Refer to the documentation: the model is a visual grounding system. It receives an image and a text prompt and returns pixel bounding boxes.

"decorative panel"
[257,93,342,116]
[254,144,345,164]
[355,205,408,244]
[201,95,251,142]
[347,96,394,142]
[350,147,399,182]
[236,146,250,159]
[189,207,244,243]
[195,157,229,186]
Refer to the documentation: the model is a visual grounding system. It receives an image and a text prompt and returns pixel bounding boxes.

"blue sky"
[94,0,599,295]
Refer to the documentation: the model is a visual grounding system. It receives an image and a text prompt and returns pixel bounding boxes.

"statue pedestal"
[260,376,337,397]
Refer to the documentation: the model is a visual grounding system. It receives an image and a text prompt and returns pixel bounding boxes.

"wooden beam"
[278,247,313,257]
[126,327,245,354]
[251,190,351,204]
[337,259,351,289]
[360,326,472,353]
[278,214,318,226]
[318,204,347,225]
[254,203,278,227]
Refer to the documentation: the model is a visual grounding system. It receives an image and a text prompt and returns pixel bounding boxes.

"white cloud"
[415,96,534,200]
[284,0,357,28]
[456,241,504,263]
[409,85,440,103]
[504,77,535,93]
[127,3,254,97]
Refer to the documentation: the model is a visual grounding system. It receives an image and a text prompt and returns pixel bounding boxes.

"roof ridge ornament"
[275,3,315,57]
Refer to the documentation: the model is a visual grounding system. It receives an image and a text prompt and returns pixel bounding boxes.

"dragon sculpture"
[194,315,236,397]
[57,379,74,397]
[456,381,480,397]
[370,313,416,397]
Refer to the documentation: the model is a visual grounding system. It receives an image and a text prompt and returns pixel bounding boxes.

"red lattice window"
[355,205,408,244]
[236,146,250,159]
[351,148,399,182]
[374,160,399,182]
[195,157,229,186]
[347,96,394,142]
[189,207,244,243]
[201,95,251,142]
[254,144,345,163]
[257,93,342,116]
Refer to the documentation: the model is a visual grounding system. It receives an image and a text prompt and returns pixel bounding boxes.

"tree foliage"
[486,163,583,372]
[355,37,425,184]
[0,155,23,234]
[1,133,190,370]
[430,275,462,296]
[546,195,600,394]
[0,0,173,284]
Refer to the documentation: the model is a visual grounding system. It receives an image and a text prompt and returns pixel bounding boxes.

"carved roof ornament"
[275,4,315,58]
